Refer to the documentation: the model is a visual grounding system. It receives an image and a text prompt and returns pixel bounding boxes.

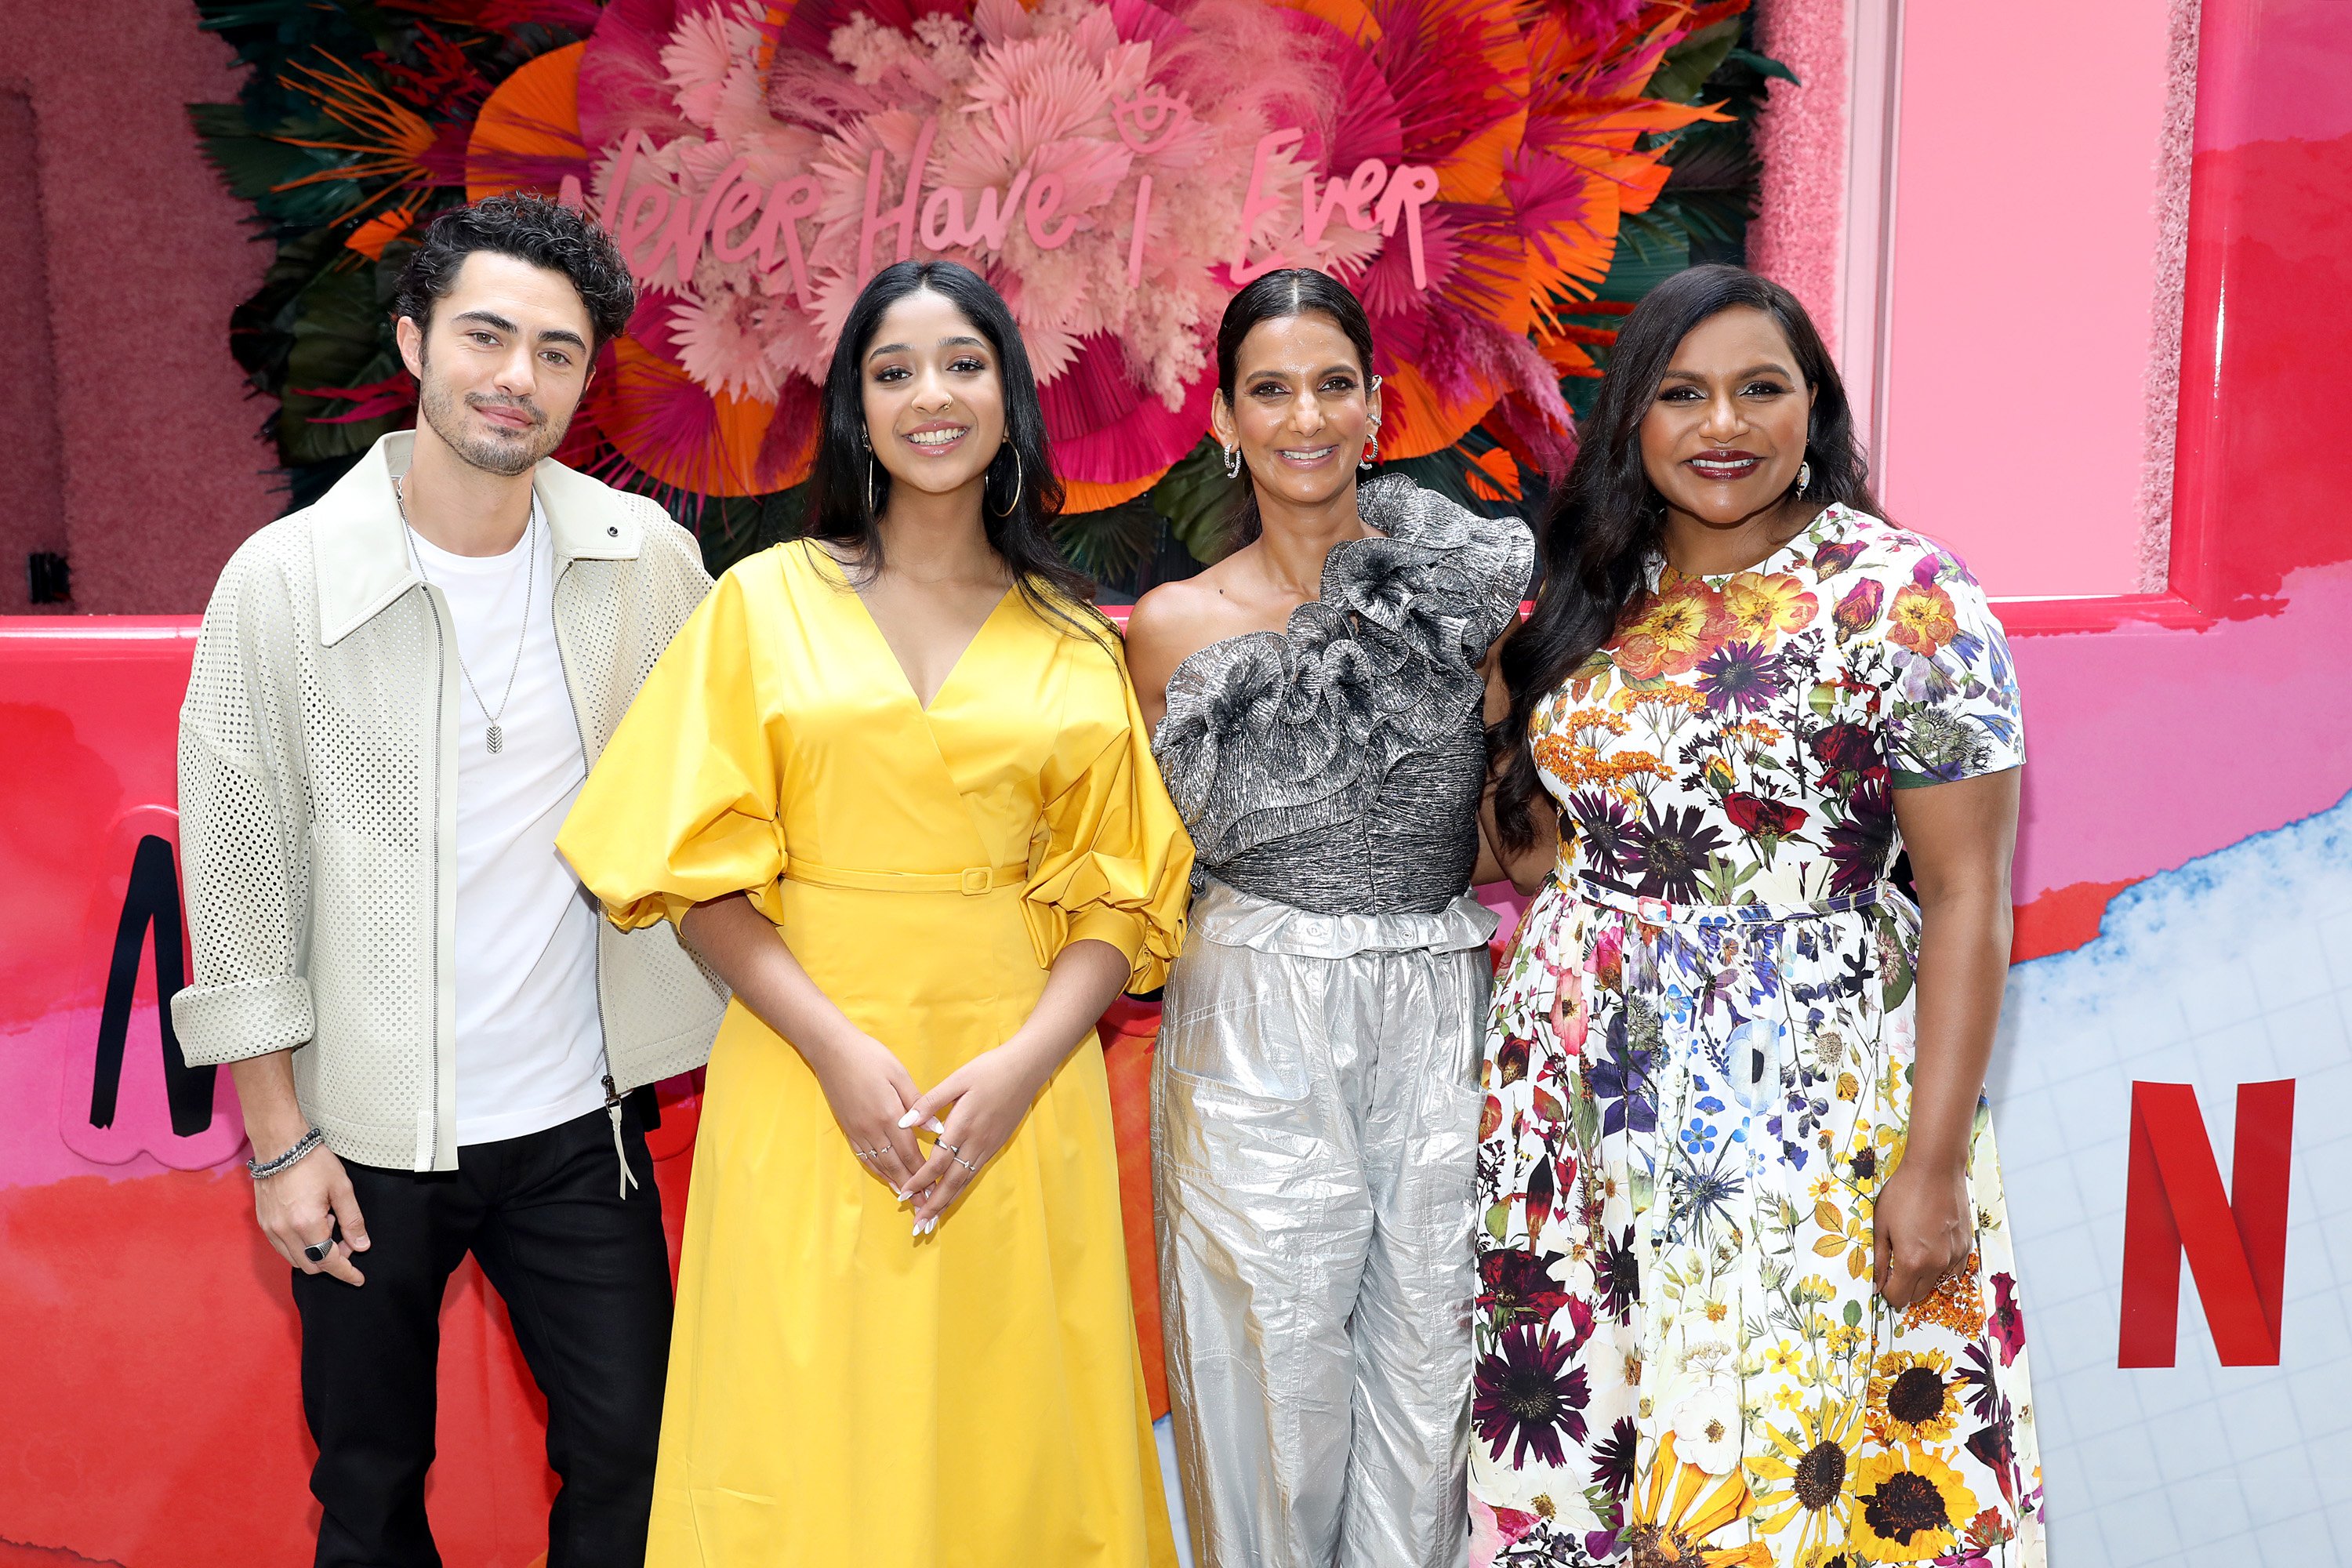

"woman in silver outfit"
[1127,269,1534,1568]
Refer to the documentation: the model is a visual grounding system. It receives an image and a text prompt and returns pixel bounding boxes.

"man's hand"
[230,1051,372,1287]
[252,1138,372,1286]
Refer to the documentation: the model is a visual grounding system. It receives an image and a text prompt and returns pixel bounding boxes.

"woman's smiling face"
[1213,310,1381,511]
[860,287,1008,503]
[1639,304,1817,534]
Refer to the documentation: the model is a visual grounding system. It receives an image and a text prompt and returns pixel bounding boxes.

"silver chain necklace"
[397,475,533,756]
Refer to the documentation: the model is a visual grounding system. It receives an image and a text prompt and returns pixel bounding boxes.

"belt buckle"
[958,866,992,895]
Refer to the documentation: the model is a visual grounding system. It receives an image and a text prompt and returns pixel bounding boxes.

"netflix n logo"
[2118,1080,2295,1368]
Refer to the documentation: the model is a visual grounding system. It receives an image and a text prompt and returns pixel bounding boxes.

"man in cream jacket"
[172,194,724,1567]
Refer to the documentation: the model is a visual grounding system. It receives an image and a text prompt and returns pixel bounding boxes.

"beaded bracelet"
[247,1127,325,1181]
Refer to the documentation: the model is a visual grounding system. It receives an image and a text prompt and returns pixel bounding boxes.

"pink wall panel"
[1747,0,1848,350]
[0,89,69,615]
[0,1,282,615]
[1878,0,2178,598]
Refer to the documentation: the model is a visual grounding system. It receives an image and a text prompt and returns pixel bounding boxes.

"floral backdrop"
[192,0,1784,593]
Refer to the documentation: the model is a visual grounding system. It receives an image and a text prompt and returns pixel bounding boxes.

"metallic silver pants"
[1152,880,1497,1568]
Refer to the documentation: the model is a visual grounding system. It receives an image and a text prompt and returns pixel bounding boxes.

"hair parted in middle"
[1214,267,1379,549]
[805,260,1104,635]
[1490,263,1883,852]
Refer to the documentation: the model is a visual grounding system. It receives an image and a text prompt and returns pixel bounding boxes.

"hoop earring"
[867,452,881,518]
[1222,443,1242,479]
[1359,422,1380,472]
[1795,459,1813,499]
[991,446,1023,519]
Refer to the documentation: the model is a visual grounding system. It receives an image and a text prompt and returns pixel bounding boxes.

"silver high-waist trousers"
[1152,879,1497,1568]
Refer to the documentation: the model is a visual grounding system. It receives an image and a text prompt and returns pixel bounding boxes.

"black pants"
[292,1105,670,1568]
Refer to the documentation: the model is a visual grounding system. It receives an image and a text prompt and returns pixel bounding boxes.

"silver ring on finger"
[302,1236,336,1264]
[950,1149,979,1174]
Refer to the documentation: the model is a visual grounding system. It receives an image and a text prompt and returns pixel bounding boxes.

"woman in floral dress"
[1473,266,2044,1566]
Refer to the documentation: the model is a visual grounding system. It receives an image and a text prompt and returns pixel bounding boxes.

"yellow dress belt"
[782,856,1030,896]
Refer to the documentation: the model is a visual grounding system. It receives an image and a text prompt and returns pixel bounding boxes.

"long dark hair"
[1215,268,1378,548]
[1490,263,1882,851]
[805,260,1100,633]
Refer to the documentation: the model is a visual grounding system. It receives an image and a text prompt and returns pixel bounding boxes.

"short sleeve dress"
[1469,506,2046,1567]
[557,541,1192,1568]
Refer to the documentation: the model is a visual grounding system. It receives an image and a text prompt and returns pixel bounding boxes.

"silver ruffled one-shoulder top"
[1150,476,1534,918]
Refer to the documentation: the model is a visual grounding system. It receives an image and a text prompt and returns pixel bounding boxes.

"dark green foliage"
[1638,10,1794,269]
[191,0,592,506]
[1643,16,1742,106]
[692,487,811,579]
[1044,439,1244,601]
[1559,8,1791,428]
[1149,437,1247,564]
[1054,499,1163,587]
[280,262,405,463]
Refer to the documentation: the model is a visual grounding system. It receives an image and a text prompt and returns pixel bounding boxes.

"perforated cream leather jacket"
[172,432,728,1172]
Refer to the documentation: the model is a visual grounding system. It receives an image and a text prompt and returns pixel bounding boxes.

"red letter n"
[2118,1080,2294,1367]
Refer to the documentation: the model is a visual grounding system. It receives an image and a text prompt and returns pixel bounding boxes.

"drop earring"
[1795,459,1812,498]
[1222,443,1242,479]
[867,452,881,517]
[1359,420,1380,471]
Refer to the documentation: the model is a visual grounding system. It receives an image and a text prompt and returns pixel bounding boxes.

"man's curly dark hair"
[394,194,635,350]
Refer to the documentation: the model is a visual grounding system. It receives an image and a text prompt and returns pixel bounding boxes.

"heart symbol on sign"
[1112,86,1192,154]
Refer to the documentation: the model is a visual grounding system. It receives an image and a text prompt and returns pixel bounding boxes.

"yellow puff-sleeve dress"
[556,539,1192,1567]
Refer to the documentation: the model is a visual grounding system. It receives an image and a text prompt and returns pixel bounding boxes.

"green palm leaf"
[1054,499,1161,583]
[1149,437,1245,566]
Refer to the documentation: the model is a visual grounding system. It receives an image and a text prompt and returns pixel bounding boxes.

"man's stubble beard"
[416,357,573,478]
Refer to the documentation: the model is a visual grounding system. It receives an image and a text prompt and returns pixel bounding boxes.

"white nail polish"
[925,1116,947,1134]
[897,1109,920,1128]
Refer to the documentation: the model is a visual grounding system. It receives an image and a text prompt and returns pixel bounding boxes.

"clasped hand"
[809,1028,1058,1234]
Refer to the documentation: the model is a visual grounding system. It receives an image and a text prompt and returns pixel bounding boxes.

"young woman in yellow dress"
[556,260,1191,1566]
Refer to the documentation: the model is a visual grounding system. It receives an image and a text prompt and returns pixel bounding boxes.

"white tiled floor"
[1998,793,2352,1562]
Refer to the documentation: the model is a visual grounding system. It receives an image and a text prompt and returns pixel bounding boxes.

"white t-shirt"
[411,504,609,1145]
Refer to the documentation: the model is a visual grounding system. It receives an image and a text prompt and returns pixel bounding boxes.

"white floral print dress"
[1471,505,2045,1567]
